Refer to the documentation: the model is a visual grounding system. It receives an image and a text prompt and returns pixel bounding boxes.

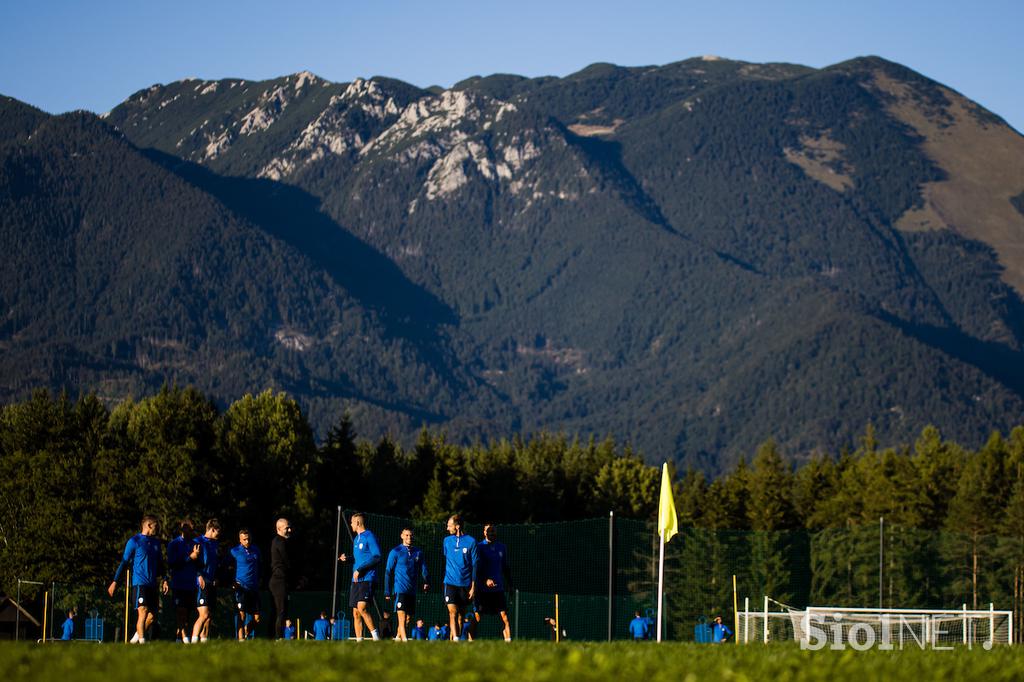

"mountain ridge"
[3,55,1024,471]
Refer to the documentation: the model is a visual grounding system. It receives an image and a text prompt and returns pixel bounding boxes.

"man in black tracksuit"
[269,517,292,639]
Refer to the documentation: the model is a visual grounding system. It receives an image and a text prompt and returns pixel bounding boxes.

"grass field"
[4,641,1024,682]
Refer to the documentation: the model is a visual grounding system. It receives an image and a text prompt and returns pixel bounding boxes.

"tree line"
[0,386,657,597]
[5,385,1024,627]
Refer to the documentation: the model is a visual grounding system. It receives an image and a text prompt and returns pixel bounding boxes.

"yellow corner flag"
[658,462,678,542]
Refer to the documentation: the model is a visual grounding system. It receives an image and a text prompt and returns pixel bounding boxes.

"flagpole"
[657,530,665,642]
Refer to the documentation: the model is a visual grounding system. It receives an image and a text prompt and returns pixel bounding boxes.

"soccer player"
[629,610,649,640]
[230,527,262,640]
[476,523,513,640]
[61,609,75,640]
[428,622,443,641]
[712,615,732,643]
[282,618,296,640]
[313,611,330,640]
[441,514,478,640]
[411,618,428,640]
[338,512,381,641]
[108,514,168,644]
[270,518,292,639]
[384,526,429,641]
[166,519,198,642]
[190,518,222,643]
[459,606,478,640]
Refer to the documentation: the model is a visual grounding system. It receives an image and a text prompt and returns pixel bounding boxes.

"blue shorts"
[444,584,471,608]
[349,581,374,608]
[172,588,196,609]
[235,587,260,614]
[393,592,416,614]
[133,585,159,610]
[475,590,507,615]
[196,584,217,609]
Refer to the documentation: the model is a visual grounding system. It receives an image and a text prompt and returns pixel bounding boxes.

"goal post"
[737,597,1013,648]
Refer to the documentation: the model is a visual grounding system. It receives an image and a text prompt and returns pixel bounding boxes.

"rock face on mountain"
[4,56,1024,471]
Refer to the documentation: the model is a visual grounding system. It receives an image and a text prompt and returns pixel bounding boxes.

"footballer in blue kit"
[108,515,168,643]
[166,519,199,642]
[476,523,514,640]
[338,512,381,640]
[190,518,222,643]
[384,526,430,640]
[442,514,478,640]
[230,528,262,640]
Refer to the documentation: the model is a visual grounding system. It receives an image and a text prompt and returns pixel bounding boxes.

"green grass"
[4,641,1024,682]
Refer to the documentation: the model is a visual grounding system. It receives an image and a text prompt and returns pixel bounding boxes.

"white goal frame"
[737,597,1013,648]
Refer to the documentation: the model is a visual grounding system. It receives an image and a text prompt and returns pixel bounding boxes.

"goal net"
[737,598,1013,649]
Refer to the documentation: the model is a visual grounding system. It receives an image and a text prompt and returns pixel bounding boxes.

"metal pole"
[50,582,56,642]
[879,517,884,610]
[763,595,769,644]
[732,575,738,645]
[555,593,560,643]
[744,596,749,643]
[512,585,520,638]
[331,505,342,618]
[124,569,131,643]
[42,590,48,643]
[607,510,614,642]
[656,532,666,642]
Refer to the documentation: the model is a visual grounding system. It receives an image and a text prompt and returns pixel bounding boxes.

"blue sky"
[1,1,1021,132]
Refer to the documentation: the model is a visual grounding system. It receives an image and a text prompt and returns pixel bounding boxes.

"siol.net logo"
[800,612,997,651]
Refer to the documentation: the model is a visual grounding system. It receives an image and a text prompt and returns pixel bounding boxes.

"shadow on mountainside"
[877,311,1024,398]
[141,149,459,340]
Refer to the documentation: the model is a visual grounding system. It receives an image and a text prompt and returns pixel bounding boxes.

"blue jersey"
[411,624,427,640]
[231,543,261,590]
[112,533,163,587]
[477,540,510,592]
[61,617,74,640]
[313,617,330,640]
[442,533,478,587]
[167,535,198,591]
[384,544,428,596]
[629,616,649,639]
[712,622,732,642]
[428,626,443,641]
[283,625,296,640]
[351,530,381,583]
[195,535,219,585]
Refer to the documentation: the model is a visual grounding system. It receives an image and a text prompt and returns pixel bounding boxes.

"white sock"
[200,637,208,642]
[505,637,512,641]
[182,636,190,643]
[356,636,362,642]
[137,637,145,644]
[370,629,379,641]
[130,632,140,643]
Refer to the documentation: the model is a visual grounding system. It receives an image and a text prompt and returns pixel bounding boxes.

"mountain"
[5,55,1024,472]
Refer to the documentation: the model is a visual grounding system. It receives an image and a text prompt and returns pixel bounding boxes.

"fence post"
[123,568,131,643]
[607,510,614,642]
[331,505,341,620]
[732,575,738,645]
[515,589,519,640]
